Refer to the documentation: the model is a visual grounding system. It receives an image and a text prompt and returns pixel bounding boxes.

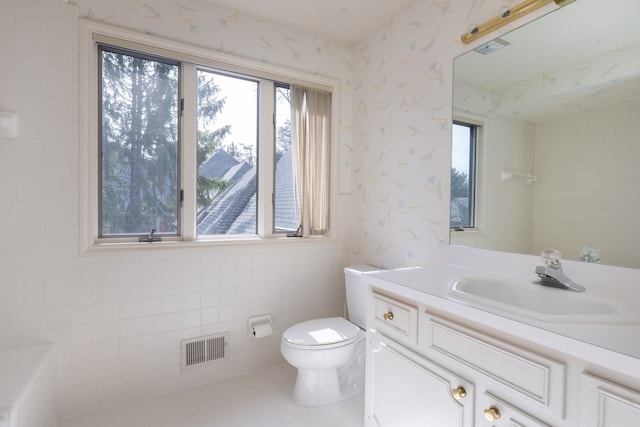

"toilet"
[280,264,380,406]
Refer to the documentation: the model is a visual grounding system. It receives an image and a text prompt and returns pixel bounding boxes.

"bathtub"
[0,344,57,427]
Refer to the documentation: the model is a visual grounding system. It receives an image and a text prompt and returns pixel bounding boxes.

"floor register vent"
[181,332,229,370]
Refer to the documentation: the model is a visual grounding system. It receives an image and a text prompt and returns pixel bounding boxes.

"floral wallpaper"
[349,0,557,269]
[72,0,348,70]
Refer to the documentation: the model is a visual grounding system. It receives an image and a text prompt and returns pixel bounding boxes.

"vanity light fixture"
[473,38,510,55]
[461,0,576,44]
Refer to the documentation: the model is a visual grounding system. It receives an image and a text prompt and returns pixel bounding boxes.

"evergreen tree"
[276,119,291,155]
[451,167,469,199]
[101,50,230,233]
[196,71,231,210]
[101,50,179,235]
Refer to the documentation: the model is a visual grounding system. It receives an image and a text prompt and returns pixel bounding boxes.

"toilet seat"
[282,317,364,350]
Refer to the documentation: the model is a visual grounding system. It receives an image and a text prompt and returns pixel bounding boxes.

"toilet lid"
[283,317,361,346]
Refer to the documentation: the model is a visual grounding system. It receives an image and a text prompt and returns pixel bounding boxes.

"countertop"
[365,264,640,380]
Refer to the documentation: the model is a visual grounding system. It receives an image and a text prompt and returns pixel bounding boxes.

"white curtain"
[291,85,331,236]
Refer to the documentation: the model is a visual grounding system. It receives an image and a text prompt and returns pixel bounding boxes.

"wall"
[350,0,558,268]
[0,0,354,418]
[533,104,640,268]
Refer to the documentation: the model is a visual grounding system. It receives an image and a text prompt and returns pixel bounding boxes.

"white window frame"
[78,21,339,254]
[451,111,487,236]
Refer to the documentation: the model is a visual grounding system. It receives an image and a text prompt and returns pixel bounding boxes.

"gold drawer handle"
[484,406,501,421]
[383,311,394,321]
[451,386,467,400]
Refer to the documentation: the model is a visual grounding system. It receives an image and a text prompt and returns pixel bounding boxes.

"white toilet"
[280,264,379,406]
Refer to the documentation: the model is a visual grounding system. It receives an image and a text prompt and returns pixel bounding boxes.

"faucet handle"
[540,248,563,269]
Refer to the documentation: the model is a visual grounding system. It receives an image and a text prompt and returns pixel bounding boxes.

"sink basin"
[449,278,638,323]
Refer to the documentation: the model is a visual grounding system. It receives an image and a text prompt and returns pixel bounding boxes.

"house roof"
[274,150,299,231]
[199,149,240,179]
[196,149,299,235]
[197,165,257,235]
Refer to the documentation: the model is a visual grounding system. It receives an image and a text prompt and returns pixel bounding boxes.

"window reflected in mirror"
[451,121,477,230]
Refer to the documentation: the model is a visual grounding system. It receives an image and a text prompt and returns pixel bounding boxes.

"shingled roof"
[197,166,257,235]
[199,149,240,179]
[196,149,299,235]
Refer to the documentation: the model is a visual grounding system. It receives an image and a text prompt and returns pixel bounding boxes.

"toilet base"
[290,339,365,407]
[293,367,340,406]
[292,367,364,406]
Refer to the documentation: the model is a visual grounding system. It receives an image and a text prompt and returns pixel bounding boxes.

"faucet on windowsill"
[533,248,585,292]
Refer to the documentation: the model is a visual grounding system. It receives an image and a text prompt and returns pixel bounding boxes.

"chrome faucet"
[533,249,585,292]
[533,265,585,292]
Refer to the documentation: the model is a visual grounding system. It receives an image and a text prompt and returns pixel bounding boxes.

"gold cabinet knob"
[383,311,394,321]
[451,386,467,400]
[484,406,501,421]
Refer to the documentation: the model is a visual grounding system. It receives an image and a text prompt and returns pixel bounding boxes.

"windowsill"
[450,227,487,247]
[82,234,335,255]
[451,228,481,234]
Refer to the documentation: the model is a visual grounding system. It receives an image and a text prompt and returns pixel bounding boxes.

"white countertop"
[366,264,640,380]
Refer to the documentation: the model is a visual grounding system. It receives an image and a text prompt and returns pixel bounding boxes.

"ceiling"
[454,0,640,122]
[201,0,413,44]
[455,0,640,90]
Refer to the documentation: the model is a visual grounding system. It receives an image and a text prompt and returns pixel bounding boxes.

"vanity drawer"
[421,314,566,419]
[479,392,550,427]
[371,292,418,344]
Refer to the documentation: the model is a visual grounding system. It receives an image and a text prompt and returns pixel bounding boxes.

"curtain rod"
[461,0,575,44]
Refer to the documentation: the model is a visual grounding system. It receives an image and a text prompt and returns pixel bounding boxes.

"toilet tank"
[344,264,381,329]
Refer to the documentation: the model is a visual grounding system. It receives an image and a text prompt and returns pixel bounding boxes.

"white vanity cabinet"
[366,291,557,427]
[366,288,640,427]
[579,373,640,426]
[366,330,475,427]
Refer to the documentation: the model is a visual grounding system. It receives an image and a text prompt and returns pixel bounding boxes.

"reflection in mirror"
[451,0,640,269]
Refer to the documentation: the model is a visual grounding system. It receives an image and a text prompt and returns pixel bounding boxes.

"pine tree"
[100,49,230,234]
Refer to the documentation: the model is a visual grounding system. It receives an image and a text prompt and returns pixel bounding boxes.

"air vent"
[181,333,229,370]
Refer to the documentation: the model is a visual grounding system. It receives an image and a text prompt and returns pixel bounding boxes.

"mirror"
[451,0,640,269]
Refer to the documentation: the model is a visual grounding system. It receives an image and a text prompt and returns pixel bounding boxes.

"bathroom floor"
[60,364,365,427]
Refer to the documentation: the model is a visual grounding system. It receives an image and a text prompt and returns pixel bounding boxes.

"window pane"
[274,85,299,233]
[451,122,475,228]
[100,47,179,236]
[196,71,258,236]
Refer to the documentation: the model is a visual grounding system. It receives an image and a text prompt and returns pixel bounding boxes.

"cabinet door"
[366,331,474,427]
[580,373,640,426]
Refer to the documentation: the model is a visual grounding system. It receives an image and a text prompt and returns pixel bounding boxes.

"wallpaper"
[350,0,557,269]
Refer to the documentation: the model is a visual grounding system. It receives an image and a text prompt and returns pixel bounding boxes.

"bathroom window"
[99,46,181,237]
[451,121,477,229]
[84,25,334,248]
[273,84,300,234]
[195,69,259,236]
